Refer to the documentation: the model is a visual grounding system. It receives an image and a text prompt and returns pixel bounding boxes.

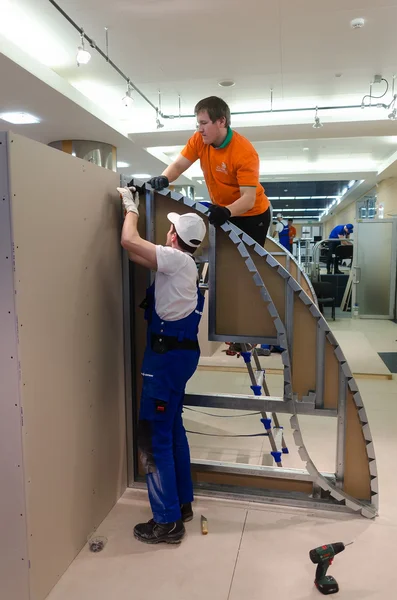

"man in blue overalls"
[327,223,353,274]
[118,185,206,544]
[273,213,291,251]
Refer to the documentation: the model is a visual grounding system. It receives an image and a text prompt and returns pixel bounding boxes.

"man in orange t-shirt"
[148,96,271,245]
[288,219,297,247]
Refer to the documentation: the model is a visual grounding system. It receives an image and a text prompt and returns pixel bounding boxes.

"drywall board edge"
[8,133,127,600]
[0,132,30,600]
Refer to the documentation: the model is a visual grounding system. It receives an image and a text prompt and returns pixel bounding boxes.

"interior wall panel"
[0,132,30,600]
[8,133,127,600]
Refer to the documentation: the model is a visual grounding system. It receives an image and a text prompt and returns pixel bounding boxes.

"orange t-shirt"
[181,129,269,217]
[289,225,297,243]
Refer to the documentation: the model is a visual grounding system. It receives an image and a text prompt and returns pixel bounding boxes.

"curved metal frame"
[132,181,379,519]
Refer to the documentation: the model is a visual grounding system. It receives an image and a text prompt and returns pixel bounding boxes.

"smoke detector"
[350,18,365,29]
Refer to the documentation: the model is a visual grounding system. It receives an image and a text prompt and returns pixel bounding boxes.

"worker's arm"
[338,233,351,246]
[228,186,256,217]
[148,151,195,191]
[161,154,193,183]
[273,222,282,238]
[207,186,257,226]
[118,187,157,269]
[121,213,157,270]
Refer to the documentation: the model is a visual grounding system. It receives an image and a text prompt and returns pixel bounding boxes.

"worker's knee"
[137,419,156,474]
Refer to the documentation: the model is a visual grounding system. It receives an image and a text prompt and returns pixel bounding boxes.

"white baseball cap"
[167,212,206,248]
[277,213,282,218]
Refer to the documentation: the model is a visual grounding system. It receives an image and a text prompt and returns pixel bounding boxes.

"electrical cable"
[361,78,389,107]
[185,430,268,438]
[183,407,262,418]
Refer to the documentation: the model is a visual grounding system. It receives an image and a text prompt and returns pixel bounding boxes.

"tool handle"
[315,559,330,582]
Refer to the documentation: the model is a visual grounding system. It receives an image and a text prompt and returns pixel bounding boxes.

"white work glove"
[117,186,140,215]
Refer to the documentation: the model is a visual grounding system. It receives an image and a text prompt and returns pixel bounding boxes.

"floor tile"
[229,508,396,600]
[47,490,247,600]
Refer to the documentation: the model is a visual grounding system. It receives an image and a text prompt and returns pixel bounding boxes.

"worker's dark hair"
[194,96,231,127]
[171,225,197,254]
[288,218,293,223]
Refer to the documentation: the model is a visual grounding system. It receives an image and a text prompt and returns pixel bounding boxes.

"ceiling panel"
[280,7,397,75]
[280,0,397,15]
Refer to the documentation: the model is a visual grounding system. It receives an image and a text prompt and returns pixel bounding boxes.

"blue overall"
[278,221,291,251]
[138,282,204,524]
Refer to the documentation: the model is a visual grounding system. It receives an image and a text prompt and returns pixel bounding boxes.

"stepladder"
[238,343,289,467]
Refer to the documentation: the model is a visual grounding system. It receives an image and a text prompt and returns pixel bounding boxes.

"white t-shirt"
[155,245,198,321]
[276,220,288,233]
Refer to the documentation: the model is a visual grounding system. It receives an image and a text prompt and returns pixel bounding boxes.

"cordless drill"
[309,542,353,595]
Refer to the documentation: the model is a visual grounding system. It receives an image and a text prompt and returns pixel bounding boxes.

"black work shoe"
[133,519,185,544]
[181,503,194,522]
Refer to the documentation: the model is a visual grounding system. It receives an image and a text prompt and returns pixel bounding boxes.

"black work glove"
[148,176,169,191]
[207,205,231,227]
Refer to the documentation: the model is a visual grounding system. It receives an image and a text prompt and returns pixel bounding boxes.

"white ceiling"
[2,0,397,218]
[4,0,397,131]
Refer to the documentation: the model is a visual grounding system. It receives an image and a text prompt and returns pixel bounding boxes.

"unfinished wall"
[3,132,127,600]
[377,178,397,217]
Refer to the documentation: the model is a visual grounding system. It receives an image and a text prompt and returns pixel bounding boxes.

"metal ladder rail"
[240,344,288,466]
[251,348,289,457]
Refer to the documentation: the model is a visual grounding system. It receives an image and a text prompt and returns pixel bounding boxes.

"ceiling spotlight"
[313,107,323,129]
[122,80,134,108]
[218,79,235,88]
[389,108,397,120]
[76,30,91,65]
[350,17,365,29]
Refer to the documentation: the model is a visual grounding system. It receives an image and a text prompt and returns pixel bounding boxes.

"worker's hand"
[148,176,169,191]
[117,186,139,216]
[207,205,231,227]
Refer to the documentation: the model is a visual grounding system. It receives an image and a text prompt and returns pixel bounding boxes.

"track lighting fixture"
[122,81,134,108]
[312,107,323,129]
[76,30,91,66]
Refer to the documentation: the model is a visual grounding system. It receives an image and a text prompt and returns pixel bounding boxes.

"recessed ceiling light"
[0,112,40,124]
[350,17,365,29]
[131,173,150,178]
[303,147,309,151]
[117,161,130,168]
[218,79,235,88]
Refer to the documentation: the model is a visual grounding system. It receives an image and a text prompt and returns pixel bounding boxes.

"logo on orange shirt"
[216,161,228,174]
